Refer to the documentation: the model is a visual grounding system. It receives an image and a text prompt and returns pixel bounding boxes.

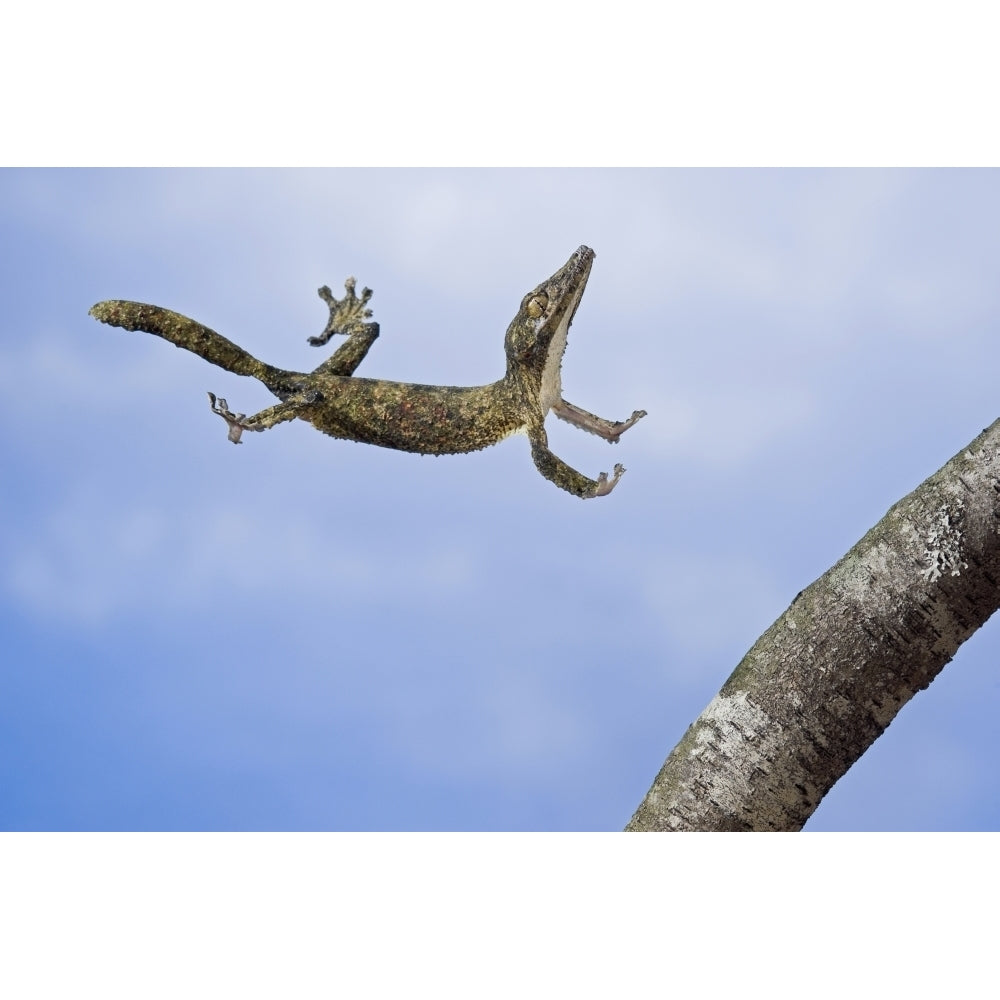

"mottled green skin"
[289,377,522,454]
[89,247,646,498]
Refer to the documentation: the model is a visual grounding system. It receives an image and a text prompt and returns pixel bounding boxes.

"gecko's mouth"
[537,247,595,409]
[540,246,594,332]
[565,245,595,293]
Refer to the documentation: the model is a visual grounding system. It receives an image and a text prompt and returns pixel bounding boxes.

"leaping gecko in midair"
[89,246,646,498]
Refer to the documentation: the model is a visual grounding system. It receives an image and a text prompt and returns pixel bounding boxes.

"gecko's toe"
[311,276,376,346]
[208,392,248,444]
[593,463,626,497]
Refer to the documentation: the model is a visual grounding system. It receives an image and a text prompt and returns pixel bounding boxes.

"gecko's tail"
[89,300,299,394]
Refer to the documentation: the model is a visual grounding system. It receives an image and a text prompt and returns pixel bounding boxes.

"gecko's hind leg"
[551,399,647,444]
[208,392,310,444]
[309,278,381,377]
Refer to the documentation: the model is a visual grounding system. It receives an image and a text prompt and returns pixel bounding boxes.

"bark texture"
[627,418,1000,831]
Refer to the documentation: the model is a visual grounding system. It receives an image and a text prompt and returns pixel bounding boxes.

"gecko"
[89,245,646,498]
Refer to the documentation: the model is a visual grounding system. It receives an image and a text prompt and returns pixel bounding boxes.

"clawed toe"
[208,392,249,444]
[310,277,375,346]
[609,410,648,444]
[594,463,626,497]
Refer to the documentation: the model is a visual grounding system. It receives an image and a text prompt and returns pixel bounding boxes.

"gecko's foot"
[594,463,626,497]
[608,409,648,444]
[552,399,648,443]
[309,277,375,346]
[208,392,250,444]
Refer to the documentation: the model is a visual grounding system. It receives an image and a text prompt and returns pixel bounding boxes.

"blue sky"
[3,168,1000,831]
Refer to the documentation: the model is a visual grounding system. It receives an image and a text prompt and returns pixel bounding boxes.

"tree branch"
[627,418,1000,831]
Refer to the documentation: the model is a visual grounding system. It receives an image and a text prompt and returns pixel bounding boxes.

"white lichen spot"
[785,616,797,630]
[920,501,968,582]
[686,692,782,803]
[683,690,820,821]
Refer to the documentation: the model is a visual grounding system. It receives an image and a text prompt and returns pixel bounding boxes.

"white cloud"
[2,479,476,627]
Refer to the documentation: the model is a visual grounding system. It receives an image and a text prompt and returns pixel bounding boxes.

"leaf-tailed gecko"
[89,246,646,498]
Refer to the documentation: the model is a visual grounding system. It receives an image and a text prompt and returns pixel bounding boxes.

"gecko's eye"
[526,293,549,319]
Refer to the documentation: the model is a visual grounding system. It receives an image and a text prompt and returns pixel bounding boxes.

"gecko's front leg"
[529,434,627,499]
[552,399,647,444]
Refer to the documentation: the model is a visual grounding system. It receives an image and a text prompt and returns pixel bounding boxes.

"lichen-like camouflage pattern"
[89,246,646,498]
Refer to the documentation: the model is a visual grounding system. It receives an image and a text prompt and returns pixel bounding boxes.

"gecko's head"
[504,246,595,407]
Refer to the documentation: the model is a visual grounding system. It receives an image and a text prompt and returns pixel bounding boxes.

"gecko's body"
[90,246,646,498]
